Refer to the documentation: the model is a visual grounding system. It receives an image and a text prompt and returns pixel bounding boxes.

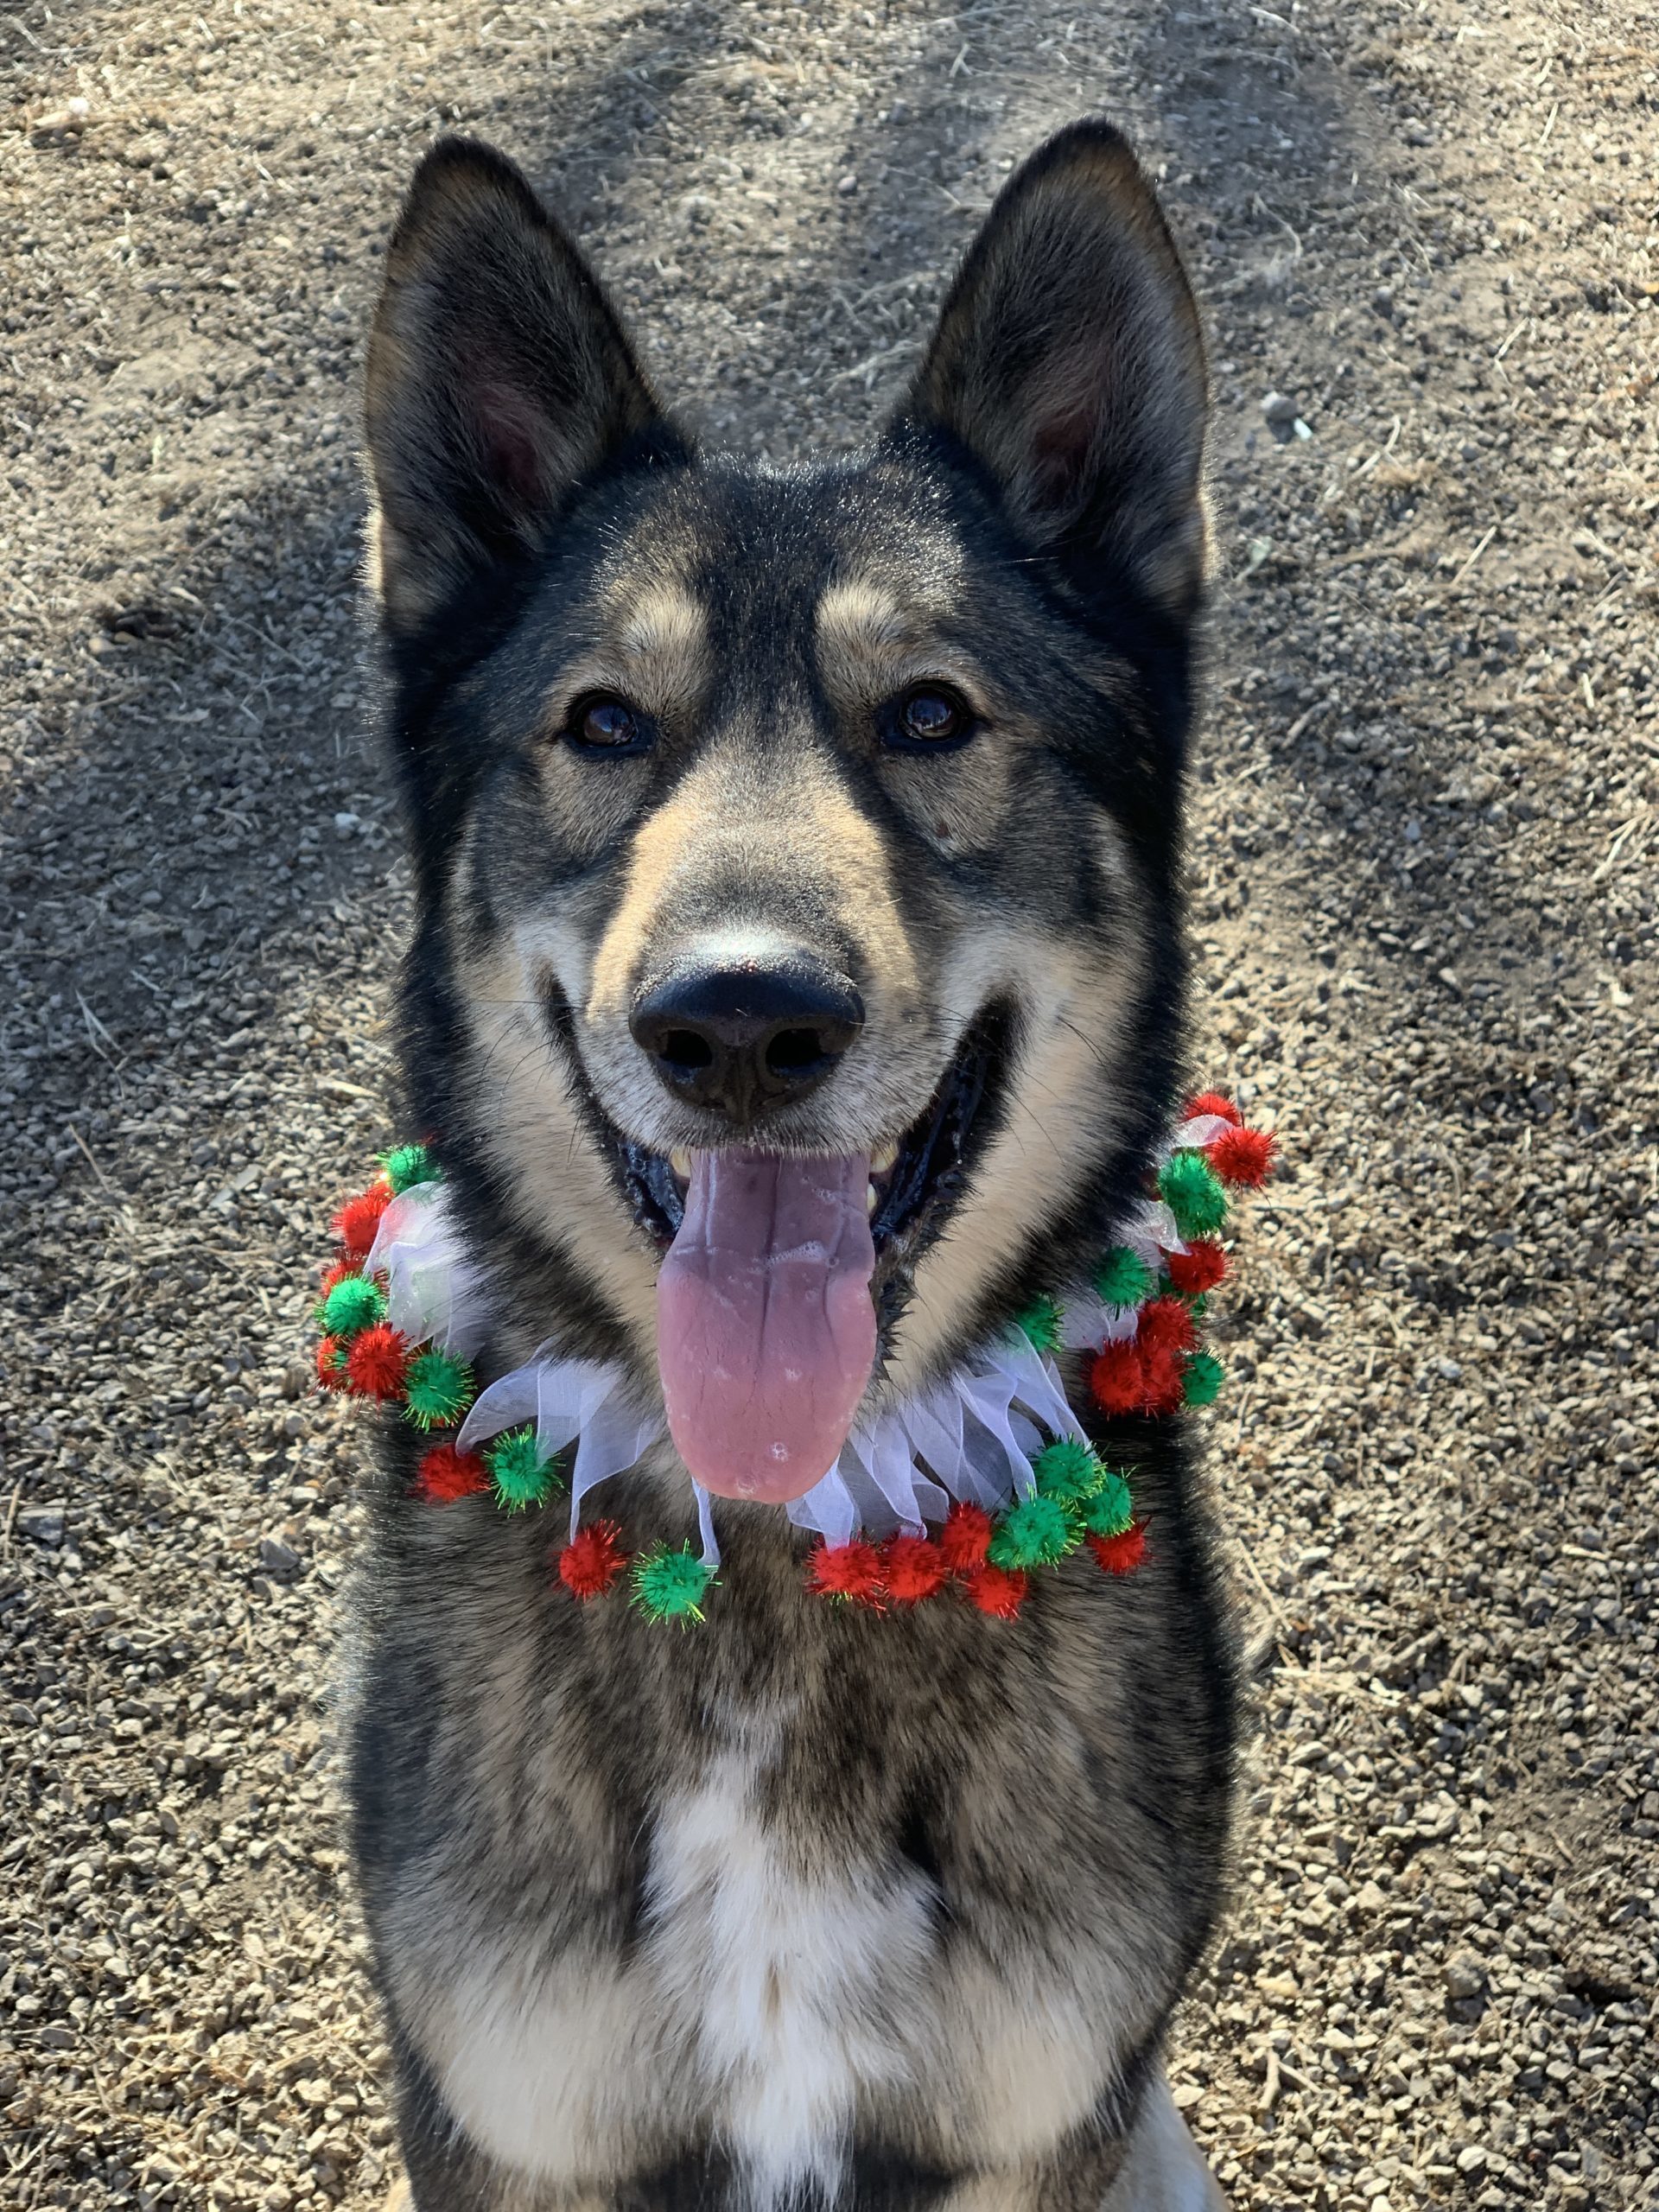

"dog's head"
[363,123,1209,1503]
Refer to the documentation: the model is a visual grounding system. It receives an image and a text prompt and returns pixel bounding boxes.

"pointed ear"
[364,137,674,635]
[900,121,1209,620]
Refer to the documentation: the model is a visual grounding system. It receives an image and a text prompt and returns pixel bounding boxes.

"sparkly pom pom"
[381,1142,440,1196]
[558,1521,626,1599]
[1090,1522,1148,1576]
[1138,1296,1198,1355]
[414,1442,489,1503]
[1032,1438,1106,1507]
[1095,1246,1154,1310]
[317,1259,356,1302]
[938,1501,994,1573]
[807,1539,886,1605]
[486,1426,560,1512]
[333,1183,391,1259]
[988,1494,1077,1571]
[345,1322,410,1401]
[963,1563,1028,1619]
[1080,1468,1134,1539]
[1090,1339,1146,1416]
[1139,1343,1187,1416]
[1183,1350,1225,1407]
[1185,1090,1242,1126]
[1166,1239,1227,1296]
[883,1535,948,1604]
[632,1543,715,1623]
[1158,1149,1229,1240]
[1013,1294,1062,1353]
[1209,1124,1278,1188]
[403,1348,475,1432]
[315,1335,349,1393]
[319,1272,386,1338]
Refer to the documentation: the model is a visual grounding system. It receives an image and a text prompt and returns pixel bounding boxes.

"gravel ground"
[3,0,1656,2206]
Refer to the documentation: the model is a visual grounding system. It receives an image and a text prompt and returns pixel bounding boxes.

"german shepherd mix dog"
[353,118,1232,2212]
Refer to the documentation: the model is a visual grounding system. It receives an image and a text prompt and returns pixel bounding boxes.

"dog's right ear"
[364,138,671,635]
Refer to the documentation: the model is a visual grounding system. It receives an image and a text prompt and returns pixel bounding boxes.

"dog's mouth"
[553,1005,1007,1504]
[611,1016,1001,1268]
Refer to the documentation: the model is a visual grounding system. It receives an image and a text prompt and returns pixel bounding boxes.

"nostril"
[765,1027,831,1076]
[660,1028,715,1072]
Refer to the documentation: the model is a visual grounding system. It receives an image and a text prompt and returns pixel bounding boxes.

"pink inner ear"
[1024,342,1111,513]
[473,378,546,507]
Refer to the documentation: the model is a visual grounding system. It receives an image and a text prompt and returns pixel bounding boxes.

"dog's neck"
[313,1097,1274,1619]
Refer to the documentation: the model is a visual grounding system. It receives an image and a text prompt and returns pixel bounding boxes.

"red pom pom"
[1209,1124,1278,1188]
[963,1563,1028,1619]
[345,1323,409,1401]
[884,1535,948,1604]
[1166,1239,1227,1295]
[415,1442,488,1503]
[1140,1343,1187,1416]
[1185,1090,1242,1126]
[807,1539,886,1604]
[938,1501,994,1573]
[558,1521,626,1599]
[315,1335,349,1393]
[1090,1339,1146,1416]
[1090,1521,1148,1576]
[1138,1295,1198,1355]
[318,1259,356,1300]
[334,1183,391,1259]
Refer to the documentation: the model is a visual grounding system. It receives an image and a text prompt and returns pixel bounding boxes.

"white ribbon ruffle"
[457,1351,668,1547]
[785,1334,1090,1545]
[367,1182,492,1362]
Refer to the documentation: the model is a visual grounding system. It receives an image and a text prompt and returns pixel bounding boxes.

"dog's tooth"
[866,1180,880,1216]
[669,1147,691,1180]
[870,1140,899,1175]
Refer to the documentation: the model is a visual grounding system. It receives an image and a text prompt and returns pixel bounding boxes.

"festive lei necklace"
[312,1096,1274,1624]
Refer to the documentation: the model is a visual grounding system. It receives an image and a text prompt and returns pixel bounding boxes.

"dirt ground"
[2,0,1656,2205]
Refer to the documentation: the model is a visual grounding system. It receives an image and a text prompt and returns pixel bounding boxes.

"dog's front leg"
[937,2072,1226,2212]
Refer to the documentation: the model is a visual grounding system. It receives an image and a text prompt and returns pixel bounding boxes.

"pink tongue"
[657,1149,877,1503]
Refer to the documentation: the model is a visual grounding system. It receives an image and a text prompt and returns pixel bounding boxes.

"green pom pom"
[988,1494,1078,1571]
[1183,1350,1225,1408]
[382,1143,440,1196]
[1013,1294,1063,1354]
[1158,1149,1229,1240]
[318,1274,386,1338]
[1033,1438,1106,1507]
[486,1426,559,1512]
[1095,1246,1154,1309]
[1081,1469,1134,1539]
[403,1348,475,1432]
[632,1543,715,1623]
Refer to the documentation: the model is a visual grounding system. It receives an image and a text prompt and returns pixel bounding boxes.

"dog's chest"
[425,1743,942,2197]
[643,1749,938,2192]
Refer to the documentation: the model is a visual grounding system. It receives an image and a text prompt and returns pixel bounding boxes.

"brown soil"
[2,0,1656,2206]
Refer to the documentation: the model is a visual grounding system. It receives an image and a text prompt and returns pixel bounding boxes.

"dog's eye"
[885,686,973,753]
[566,694,654,758]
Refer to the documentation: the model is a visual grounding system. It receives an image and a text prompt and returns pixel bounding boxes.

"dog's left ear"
[900,120,1209,620]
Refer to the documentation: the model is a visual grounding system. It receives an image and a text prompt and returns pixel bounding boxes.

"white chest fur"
[644,1749,939,2201]
[414,1735,1116,2203]
[418,1741,936,2205]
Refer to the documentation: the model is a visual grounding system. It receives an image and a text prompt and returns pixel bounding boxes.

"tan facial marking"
[540,581,710,735]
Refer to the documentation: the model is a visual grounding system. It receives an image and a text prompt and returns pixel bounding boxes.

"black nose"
[630,960,865,1124]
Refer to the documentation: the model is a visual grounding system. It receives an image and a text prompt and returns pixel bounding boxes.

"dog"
[349,118,1233,2211]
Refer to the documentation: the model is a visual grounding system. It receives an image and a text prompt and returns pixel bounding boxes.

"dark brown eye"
[887,685,972,753]
[566,694,653,758]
